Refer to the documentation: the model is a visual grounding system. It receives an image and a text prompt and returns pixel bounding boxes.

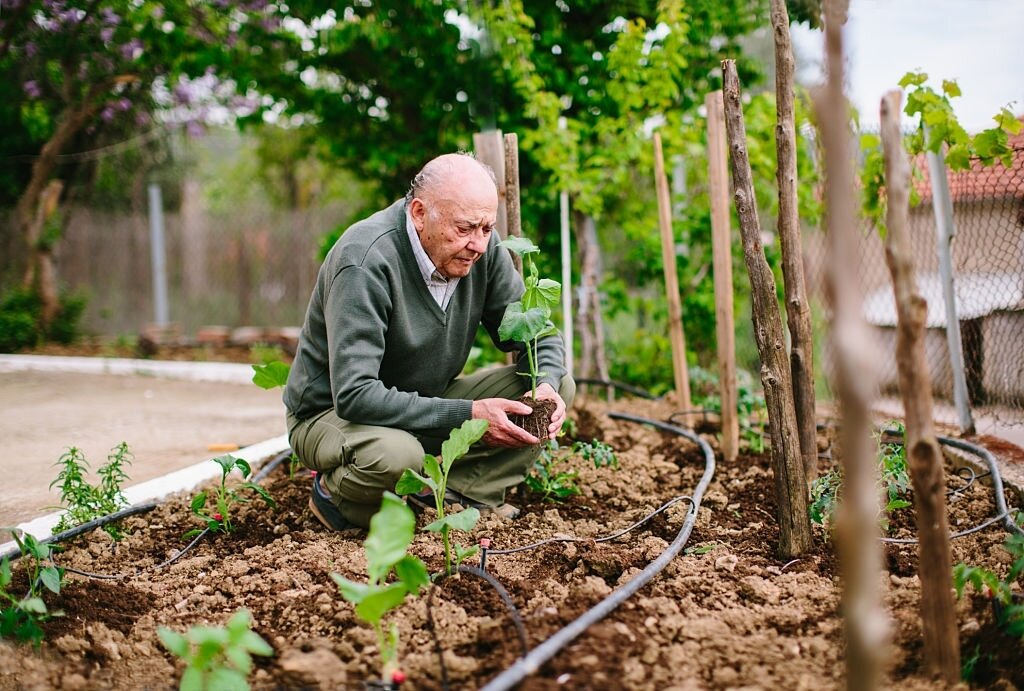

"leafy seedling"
[497,236,561,399]
[158,608,273,691]
[396,419,489,576]
[188,455,275,537]
[51,442,133,540]
[524,439,581,502]
[0,531,64,647]
[331,493,429,681]
[953,511,1024,640]
[251,360,290,390]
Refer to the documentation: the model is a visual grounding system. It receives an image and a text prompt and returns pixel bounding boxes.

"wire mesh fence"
[804,139,1024,431]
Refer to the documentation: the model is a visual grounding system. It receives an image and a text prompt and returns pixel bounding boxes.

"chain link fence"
[805,140,1024,431]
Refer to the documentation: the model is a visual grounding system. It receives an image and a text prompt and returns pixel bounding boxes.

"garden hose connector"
[479,537,492,571]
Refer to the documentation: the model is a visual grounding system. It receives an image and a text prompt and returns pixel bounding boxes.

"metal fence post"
[925,139,975,434]
[147,183,169,328]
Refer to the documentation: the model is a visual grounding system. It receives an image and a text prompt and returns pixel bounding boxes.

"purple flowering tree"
[1,0,314,327]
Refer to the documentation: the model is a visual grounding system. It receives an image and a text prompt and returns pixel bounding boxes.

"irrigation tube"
[936,434,1023,537]
[480,412,716,691]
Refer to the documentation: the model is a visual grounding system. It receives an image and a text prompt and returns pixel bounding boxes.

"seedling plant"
[51,442,133,540]
[0,531,64,647]
[526,437,619,503]
[497,236,561,399]
[188,455,275,536]
[396,419,489,576]
[330,492,429,681]
[952,511,1024,640]
[158,608,273,691]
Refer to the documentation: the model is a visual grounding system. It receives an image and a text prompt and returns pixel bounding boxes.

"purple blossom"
[117,97,132,111]
[119,38,143,60]
[186,120,205,138]
[100,26,115,42]
[25,41,38,58]
[100,7,121,25]
[101,106,115,123]
[152,5,165,19]
[135,111,150,126]
[23,80,41,99]
[173,82,194,106]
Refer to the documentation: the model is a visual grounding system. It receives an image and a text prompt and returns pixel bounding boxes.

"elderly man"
[284,153,575,530]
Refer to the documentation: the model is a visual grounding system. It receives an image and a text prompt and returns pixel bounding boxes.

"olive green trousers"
[286,364,575,527]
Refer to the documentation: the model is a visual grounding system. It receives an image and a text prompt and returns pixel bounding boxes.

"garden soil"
[2,394,1023,690]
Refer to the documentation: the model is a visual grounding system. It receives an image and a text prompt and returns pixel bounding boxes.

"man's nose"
[466,229,488,253]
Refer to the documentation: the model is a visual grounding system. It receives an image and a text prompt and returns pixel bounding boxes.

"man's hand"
[533,382,567,440]
[472,398,539,447]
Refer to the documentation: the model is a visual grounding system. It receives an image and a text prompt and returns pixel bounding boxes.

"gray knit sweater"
[283,200,566,431]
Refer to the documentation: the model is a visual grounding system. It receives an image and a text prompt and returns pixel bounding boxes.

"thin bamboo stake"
[722,60,812,558]
[771,0,817,481]
[814,1,889,688]
[705,90,739,462]
[503,133,524,275]
[652,132,692,414]
[880,90,960,683]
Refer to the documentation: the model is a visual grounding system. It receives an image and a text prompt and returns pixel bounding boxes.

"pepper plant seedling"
[396,419,489,576]
[187,455,275,537]
[497,236,561,399]
[0,531,64,647]
[50,442,133,540]
[158,608,272,691]
[331,492,429,681]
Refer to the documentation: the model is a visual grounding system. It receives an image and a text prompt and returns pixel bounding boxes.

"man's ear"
[408,197,426,232]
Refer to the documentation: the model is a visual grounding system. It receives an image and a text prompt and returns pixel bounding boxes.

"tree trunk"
[770,0,818,481]
[814,3,889,688]
[21,180,64,327]
[721,59,812,559]
[880,90,960,683]
[574,210,611,400]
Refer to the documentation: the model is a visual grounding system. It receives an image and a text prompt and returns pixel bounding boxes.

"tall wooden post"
[722,59,812,558]
[473,130,508,241]
[705,90,739,462]
[880,90,960,683]
[814,1,888,687]
[652,132,692,414]
[503,133,524,275]
[771,0,818,480]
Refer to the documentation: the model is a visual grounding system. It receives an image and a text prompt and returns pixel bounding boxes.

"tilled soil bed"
[2,396,1022,690]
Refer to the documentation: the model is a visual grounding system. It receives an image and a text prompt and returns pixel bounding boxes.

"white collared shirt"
[406,208,460,310]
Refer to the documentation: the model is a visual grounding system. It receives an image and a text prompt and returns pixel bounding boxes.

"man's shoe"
[309,475,357,532]
[406,488,520,520]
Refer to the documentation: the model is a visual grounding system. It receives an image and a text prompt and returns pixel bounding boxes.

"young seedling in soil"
[953,511,1024,640]
[0,531,64,647]
[396,419,489,576]
[497,236,561,439]
[158,608,272,691]
[187,455,275,537]
[526,438,619,502]
[50,442,132,540]
[330,492,429,683]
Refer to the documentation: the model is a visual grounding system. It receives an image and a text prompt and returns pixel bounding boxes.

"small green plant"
[0,531,64,647]
[251,360,290,390]
[737,381,768,453]
[953,512,1024,640]
[158,609,273,691]
[396,419,489,576]
[497,236,561,398]
[875,422,912,515]
[330,493,429,681]
[188,455,275,536]
[572,439,619,469]
[51,443,133,540]
[808,468,842,528]
[525,439,581,502]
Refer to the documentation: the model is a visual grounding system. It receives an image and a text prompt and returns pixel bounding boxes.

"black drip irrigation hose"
[479,412,716,691]
[572,378,658,400]
[2,449,293,577]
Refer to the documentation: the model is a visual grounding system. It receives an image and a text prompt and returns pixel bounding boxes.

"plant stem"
[442,526,452,575]
[527,337,539,398]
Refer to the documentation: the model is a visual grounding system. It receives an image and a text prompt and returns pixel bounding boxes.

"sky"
[790,0,1024,132]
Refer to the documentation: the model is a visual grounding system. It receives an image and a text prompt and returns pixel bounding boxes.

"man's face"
[410,186,497,279]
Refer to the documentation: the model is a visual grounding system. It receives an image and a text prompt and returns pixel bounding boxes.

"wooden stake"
[814,1,888,686]
[473,130,508,241]
[503,133,524,275]
[880,89,960,683]
[722,60,812,558]
[652,132,692,414]
[705,90,739,462]
[771,0,818,481]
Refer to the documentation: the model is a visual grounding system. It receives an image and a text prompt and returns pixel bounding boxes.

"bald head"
[406,153,498,208]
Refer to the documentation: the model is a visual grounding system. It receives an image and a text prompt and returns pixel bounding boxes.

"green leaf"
[364,493,416,583]
[945,143,971,170]
[180,666,204,691]
[424,506,480,533]
[499,236,540,256]
[498,303,549,343]
[535,278,561,306]
[213,455,238,476]
[453,544,479,567]
[423,454,443,487]
[207,668,249,691]
[241,482,276,507]
[898,71,928,88]
[224,646,253,676]
[973,128,1008,162]
[440,420,489,475]
[157,627,190,659]
[0,557,10,589]
[233,459,252,479]
[331,573,371,604]
[395,468,432,496]
[241,630,273,656]
[393,555,430,593]
[995,107,1023,134]
[40,567,62,595]
[251,361,291,389]
[19,597,46,614]
[355,582,409,624]
[941,79,961,98]
[190,491,208,513]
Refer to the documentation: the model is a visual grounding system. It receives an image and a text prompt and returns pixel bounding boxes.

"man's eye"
[483,225,494,234]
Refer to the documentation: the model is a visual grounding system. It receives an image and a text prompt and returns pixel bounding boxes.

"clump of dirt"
[2,396,1022,690]
[509,395,556,440]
